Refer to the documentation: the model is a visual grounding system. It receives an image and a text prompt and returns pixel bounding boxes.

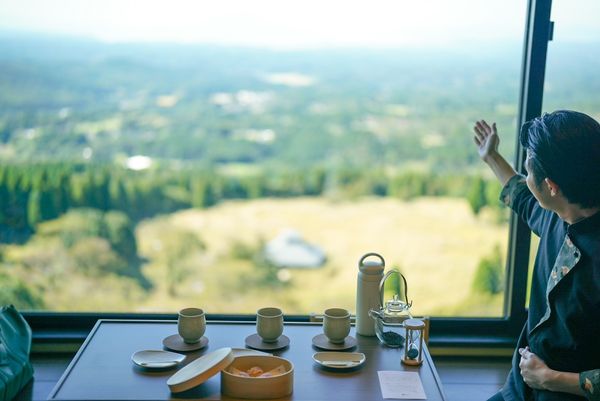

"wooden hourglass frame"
[402,318,425,366]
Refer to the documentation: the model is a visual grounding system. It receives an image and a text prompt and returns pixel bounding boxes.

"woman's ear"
[544,178,560,197]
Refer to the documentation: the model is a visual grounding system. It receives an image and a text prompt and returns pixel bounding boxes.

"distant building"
[125,155,153,171]
[264,229,326,268]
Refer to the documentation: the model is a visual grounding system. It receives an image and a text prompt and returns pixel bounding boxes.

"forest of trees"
[0,163,503,244]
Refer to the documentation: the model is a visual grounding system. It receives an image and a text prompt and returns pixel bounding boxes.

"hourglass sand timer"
[402,318,425,366]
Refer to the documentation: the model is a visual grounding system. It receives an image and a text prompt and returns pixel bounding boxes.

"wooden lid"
[167,347,234,393]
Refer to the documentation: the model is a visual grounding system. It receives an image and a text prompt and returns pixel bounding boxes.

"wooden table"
[49,320,447,400]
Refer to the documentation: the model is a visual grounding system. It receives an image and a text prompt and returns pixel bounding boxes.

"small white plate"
[132,350,185,369]
[312,351,366,369]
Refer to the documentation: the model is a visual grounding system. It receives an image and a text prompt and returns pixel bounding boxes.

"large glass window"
[0,1,526,317]
[523,0,600,307]
[543,0,600,116]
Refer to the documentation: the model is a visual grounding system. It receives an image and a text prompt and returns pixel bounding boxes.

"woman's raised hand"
[473,120,499,161]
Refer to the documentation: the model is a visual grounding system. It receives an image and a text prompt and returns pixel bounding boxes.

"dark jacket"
[499,175,600,401]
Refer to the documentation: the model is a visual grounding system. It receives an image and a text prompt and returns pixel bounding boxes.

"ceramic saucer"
[131,350,185,369]
[313,351,366,369]
[311,334,357,351]
[163,334,208,352]
[244,333,290,351]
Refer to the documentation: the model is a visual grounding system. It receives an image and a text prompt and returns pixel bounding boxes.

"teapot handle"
[379,269,412,308]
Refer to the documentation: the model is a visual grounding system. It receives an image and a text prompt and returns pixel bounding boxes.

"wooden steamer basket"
[221,355,293,399]
[167,348,294,399]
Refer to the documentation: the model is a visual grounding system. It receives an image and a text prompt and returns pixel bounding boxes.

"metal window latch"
[548,21,555,41]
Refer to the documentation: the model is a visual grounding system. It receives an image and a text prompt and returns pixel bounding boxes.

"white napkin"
[378,371,427,399]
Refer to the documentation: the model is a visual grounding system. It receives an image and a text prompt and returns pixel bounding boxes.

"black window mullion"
[503,0,553,333]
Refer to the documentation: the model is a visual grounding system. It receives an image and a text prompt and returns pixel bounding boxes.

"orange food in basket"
[246,366,264,377]
[228,364,286,378]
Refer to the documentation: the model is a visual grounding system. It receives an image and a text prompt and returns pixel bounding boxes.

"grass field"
[135,196,508,317]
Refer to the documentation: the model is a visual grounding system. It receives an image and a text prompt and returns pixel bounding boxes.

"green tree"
[108,175,128,211]
[93,170,110,211]
[388,172,427,200]
[103,211,137,261]
[190,178,216,208]
[241,176,263,199]
[0,166,7,225]
[161,229,205,296]
[467,176,487,215]
[69,237,129,276]
[472,245,504,294]
[56,173,71,215]
[0,272,44,310]
[27,190,42,228]
[305,168,326,196]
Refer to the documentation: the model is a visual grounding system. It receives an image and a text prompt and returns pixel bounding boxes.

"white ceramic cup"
[256,307,284,343]
[178,307,206,344]
[323,307,351,344]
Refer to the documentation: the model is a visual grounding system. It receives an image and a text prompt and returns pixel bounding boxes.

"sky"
[0,0,598,49]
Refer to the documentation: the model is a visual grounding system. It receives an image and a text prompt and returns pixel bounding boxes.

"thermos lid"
[358,252,385,274]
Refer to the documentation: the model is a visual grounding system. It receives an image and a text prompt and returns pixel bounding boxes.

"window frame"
[23,0,554,351]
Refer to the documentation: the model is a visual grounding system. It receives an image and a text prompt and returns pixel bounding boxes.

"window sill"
[31,327,517,357]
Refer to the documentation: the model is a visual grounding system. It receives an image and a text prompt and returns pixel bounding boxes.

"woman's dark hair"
[519,110,600,208]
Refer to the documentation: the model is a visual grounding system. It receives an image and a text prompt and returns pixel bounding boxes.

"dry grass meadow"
[135,196,508,317]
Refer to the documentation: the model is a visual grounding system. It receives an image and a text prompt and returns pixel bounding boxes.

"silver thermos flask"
[356,252,385,336]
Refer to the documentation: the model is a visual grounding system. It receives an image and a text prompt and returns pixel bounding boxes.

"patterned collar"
[530,232,581,334]
[530,209,599,335]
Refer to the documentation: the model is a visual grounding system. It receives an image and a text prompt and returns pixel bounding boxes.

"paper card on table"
[378,371,427,399]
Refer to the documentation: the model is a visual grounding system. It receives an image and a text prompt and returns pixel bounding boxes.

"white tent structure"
[264,229,326,268]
